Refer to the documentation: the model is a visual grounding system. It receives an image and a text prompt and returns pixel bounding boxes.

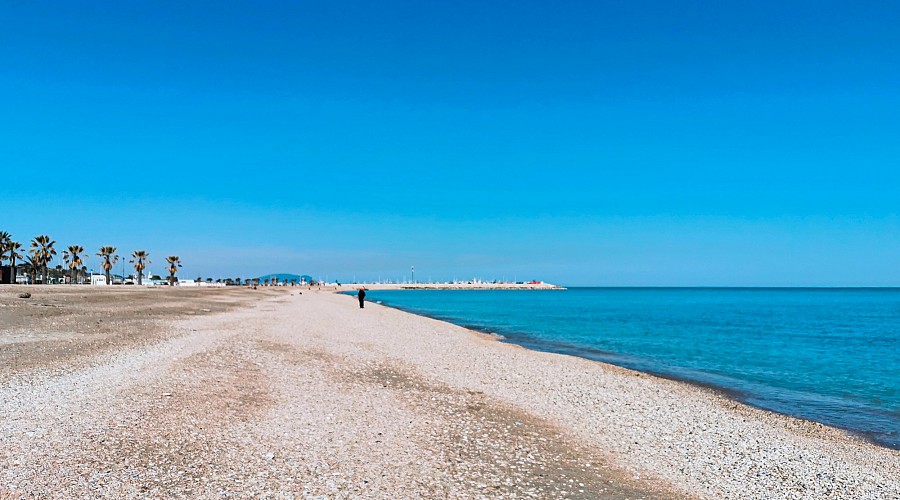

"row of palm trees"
[0,231,183,286]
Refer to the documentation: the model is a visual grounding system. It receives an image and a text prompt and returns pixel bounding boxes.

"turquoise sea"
[363,288,900,449]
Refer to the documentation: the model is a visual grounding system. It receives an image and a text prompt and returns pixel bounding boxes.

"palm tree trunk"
[105,269,111,285]
[137,271,143,286]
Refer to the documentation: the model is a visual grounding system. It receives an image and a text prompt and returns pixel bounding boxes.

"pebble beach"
[1,286,897,498]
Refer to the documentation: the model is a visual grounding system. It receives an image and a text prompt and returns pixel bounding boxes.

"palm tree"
[25,247,39,283]
[24,253,41,284]
[130,250,150,285]
[0,231,10,263]
[7,240,23,281]
[30,235,57,284]
[166,256,182,286]
[97,246,118,285]
[0,231,10,283]
[62,245,85,285]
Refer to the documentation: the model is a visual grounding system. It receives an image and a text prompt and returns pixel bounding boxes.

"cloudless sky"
[2,1,898,285]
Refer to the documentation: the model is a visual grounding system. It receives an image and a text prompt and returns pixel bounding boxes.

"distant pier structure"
[392,281,565,291]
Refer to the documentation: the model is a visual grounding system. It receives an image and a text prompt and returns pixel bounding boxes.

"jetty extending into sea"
[362,281,566,291]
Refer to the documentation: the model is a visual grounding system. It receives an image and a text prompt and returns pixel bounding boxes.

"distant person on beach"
[357,288,366,308]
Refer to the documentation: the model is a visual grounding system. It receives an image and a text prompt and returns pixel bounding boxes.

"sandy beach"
[1,286,897,499]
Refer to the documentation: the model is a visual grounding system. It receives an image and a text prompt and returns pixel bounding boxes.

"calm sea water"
[364,288,900,449]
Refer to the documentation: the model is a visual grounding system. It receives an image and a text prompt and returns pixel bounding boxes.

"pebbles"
[1,288,897,498]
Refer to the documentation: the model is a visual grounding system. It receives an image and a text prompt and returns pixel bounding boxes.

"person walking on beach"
[357,287,366,308]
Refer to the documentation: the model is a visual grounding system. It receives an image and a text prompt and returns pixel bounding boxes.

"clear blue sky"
[2,1,898,285]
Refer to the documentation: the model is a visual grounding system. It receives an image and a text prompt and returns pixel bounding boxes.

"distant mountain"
[256,273,313,283]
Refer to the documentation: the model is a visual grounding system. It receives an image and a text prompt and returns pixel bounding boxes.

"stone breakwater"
[399,284,566,290]
[357,283,566,290]
[0,287,897,498]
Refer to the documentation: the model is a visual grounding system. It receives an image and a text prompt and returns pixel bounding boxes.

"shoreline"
[342,292,900,498]
[2,286,897,498]
[365,290,900,452]
[344,292,899,498]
